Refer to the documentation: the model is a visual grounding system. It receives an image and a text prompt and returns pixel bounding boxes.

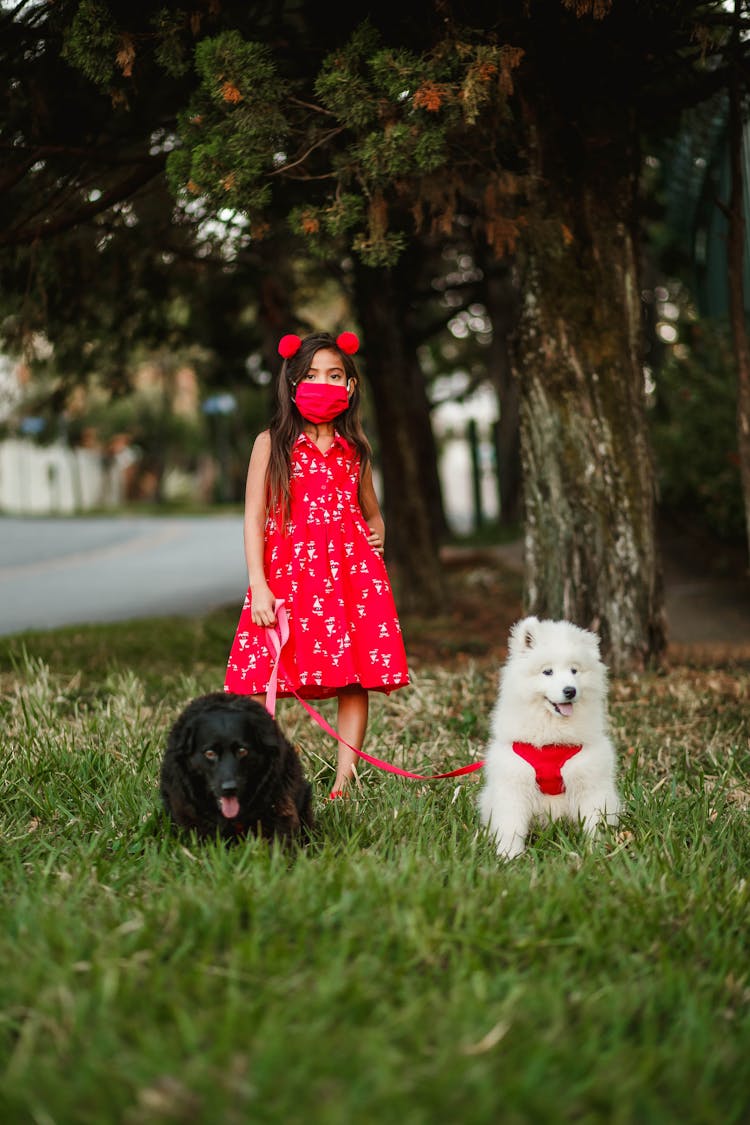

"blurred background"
[1,2,748,664]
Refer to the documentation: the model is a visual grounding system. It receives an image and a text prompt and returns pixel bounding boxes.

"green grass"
[0,625,749,1124]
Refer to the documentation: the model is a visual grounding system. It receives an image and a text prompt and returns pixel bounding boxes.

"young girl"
[224,330,410,797]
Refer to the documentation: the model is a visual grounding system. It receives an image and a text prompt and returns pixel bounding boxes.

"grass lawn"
[0,588,749,1124]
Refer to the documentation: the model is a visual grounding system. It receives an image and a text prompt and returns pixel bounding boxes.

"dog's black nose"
[563,686,577,701]
[221,780,238,794]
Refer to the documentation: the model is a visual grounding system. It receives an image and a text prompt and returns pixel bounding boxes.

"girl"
[224,330,410,797]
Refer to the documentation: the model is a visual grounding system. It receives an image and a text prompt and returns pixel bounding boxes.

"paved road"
[0,515,248,636]
[1,516,748,646]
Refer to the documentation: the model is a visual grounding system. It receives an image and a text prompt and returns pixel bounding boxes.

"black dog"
[160,692,314,844]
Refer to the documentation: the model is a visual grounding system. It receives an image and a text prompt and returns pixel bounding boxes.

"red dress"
[224,432,410,700]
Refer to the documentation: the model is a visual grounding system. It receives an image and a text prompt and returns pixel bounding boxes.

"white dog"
[478,615,621,859]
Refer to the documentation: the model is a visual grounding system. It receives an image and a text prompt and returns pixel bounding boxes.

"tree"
[645,3,750,564]
[0,1,335,518]
[725,0,750,564]
[0,1,267,390]
[480,3,749,665]
[0,1,456,612]
[168,1,750,670]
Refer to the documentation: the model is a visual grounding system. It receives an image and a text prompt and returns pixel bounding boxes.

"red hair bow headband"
[277,332,360,359]
[336,331,359,355]
[278,334,301,359]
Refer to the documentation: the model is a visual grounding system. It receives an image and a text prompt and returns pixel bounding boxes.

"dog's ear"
[580,624,603,663]
[586,627,602,657]
[165,711,196,763]
[509,615,539,655]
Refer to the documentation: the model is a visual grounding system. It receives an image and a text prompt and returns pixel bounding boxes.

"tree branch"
[270,126,346,176]
[0,155,167,247]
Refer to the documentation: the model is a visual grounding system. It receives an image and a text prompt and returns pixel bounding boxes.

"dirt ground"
[658,520,750,663]
[400,550,523,672]
[399,527,750,671]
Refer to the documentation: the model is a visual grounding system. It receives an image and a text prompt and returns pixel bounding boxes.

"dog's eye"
[236,747,249,758]
[542,668,553,676]
[203,750,218,761]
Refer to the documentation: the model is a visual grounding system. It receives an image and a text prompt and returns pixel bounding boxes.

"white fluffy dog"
[478,615,621,859]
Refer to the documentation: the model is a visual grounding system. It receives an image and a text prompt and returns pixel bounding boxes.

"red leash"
[264,601,483,781]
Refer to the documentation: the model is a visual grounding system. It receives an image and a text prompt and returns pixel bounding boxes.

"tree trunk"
[477,245,522,526]
[516,112,667,674]
[727,7,750,570]
[353,261,447,614]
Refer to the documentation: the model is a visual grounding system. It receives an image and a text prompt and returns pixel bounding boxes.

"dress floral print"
[224,432,410,700]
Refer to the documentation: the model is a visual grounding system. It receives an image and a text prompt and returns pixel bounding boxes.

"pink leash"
[264,601,483,780]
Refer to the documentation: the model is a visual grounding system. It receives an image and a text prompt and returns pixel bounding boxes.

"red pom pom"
[278,334,302,359]
[336,331,360,355]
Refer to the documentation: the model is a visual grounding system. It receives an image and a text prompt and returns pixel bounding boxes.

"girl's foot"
[329,774,353,799]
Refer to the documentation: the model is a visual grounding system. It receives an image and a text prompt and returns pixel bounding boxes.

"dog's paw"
[580,802,621,836]
[497,840,526,861]
[488,829,526,861]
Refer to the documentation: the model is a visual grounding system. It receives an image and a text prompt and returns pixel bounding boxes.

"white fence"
[0,439,127,514]
[1,429,500,527]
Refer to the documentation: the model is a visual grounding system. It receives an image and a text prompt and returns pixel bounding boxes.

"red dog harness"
[512,742,583,795]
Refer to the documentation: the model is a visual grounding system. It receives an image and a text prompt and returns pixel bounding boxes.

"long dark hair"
[266,332,372,522]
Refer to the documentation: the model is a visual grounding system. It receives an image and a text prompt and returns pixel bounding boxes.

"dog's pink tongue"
[557,702,574,717]
[220,796,240,819]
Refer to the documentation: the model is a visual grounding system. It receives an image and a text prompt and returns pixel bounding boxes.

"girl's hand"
[367,529,384,555]
[250,582,277,627]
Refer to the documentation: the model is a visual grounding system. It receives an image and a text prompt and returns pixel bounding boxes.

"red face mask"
[294,382,349,424]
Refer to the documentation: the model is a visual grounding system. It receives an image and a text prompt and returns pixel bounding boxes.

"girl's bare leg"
[331,685,368,795]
